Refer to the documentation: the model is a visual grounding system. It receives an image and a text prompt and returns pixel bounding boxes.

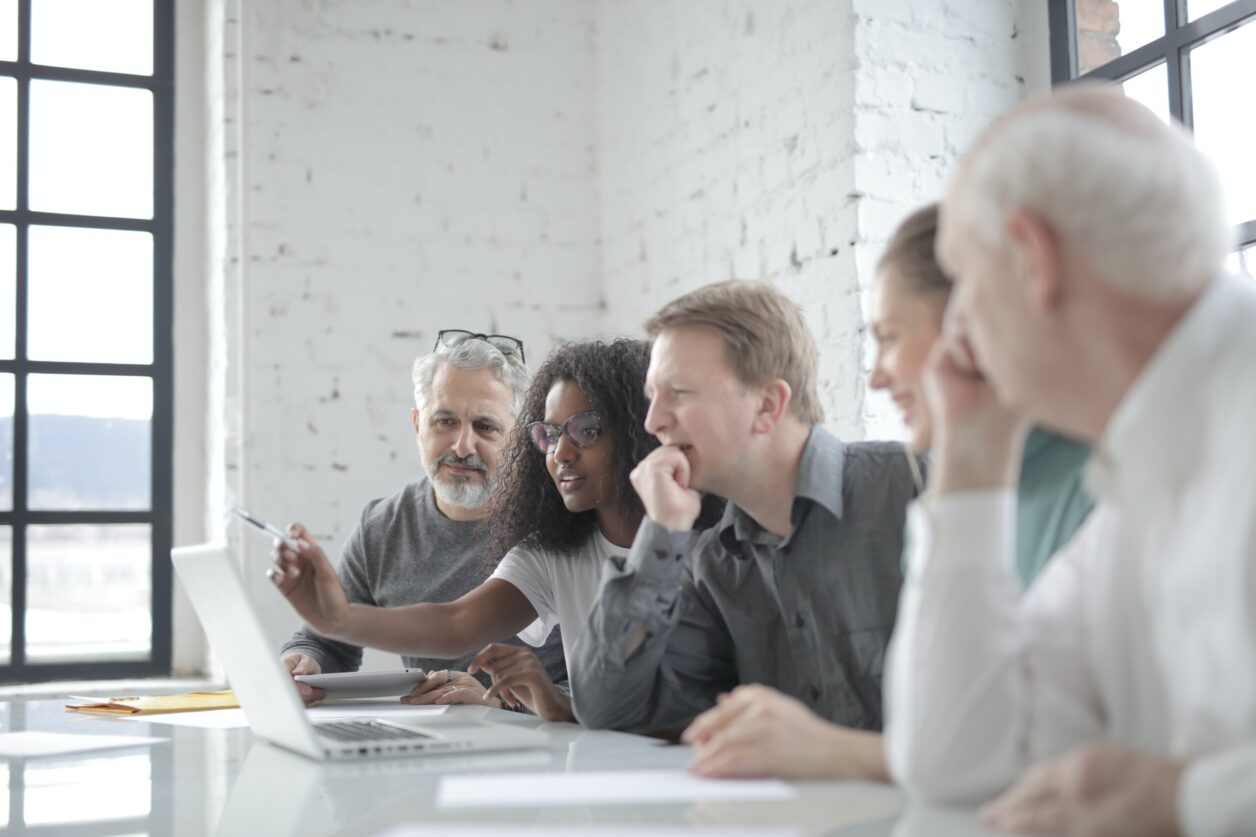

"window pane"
[31,0,153,76]
[24,755,151,825]
[0,0,14,62]
[0,76,14,211]
[28,80,152,219]
[0,374,11,510]
[1120,62,1171,124]
[28,226,153,363]
[0,225,12,358]
[1190,21,1256,227]
[25,524,151,662]
[1230,242,1256,280]
[0,528,11,664]
[28,374,151,510]
[1187,0,1235,21]
[1077,0,1166,74]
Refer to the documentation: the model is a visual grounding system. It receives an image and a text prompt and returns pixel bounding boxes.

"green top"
[901,427,1094,590]
[1014,427,1094,587]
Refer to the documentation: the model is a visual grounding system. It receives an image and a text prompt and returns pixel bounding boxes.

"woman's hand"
[401,669,504,708]
[267,523,351,637]
[469,643,574,722]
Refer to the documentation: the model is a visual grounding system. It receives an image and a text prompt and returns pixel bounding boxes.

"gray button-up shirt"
[572,426,921,734]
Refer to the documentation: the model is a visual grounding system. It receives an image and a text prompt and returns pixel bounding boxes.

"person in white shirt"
[884,84,1254,837]
[270,340,720,721]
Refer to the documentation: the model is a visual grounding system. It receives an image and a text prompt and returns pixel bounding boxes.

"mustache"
[436,452,487,473]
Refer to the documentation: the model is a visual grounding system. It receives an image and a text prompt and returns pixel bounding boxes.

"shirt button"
[794,613,805,629]
[809,685,820,701]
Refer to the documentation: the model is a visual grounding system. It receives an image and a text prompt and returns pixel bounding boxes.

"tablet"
[293,668,428,698]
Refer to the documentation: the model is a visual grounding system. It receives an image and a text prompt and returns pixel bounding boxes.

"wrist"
[649,510,697,533]
[933,427,1026,495]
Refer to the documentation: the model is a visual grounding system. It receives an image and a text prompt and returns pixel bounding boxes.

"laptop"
[172,543,550,761]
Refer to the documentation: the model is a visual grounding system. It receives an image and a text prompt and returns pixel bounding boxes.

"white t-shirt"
[490,529,630,668]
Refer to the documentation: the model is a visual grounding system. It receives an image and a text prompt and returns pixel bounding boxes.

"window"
[1049,0,1256,261]
[0,0,173,680]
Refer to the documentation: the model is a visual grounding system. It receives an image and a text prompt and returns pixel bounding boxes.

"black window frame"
[0,0,174,681]
[1049,0,1256,251]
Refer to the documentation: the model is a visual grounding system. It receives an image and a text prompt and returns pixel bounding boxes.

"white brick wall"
[595,0,1048,442]
[203,0,1048,651]
[215,0,603,646]
[852,0,1049,439]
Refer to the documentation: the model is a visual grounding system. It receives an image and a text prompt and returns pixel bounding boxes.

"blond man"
[572,280,920,777]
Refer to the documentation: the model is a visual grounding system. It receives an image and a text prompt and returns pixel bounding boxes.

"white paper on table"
[0,731,166,758]
[436,768,796,808]
[122,701,449,730]
[122,708,251,729]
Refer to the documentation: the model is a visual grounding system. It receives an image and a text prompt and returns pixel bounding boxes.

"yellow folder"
[66,689,239,715]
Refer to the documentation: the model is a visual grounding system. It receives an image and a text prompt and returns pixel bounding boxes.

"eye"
[474,422,499,435]
[436,418,457,428]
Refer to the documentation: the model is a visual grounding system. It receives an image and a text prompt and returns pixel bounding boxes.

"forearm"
[885,493,1027,801]
[574,522,728,733]
[331,601,490,659]
[826,728,890,782]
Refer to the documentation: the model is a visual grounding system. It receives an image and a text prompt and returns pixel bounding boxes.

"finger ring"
[444,669,452,683]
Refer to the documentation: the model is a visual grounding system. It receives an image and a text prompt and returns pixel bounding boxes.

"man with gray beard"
[281,332,567,705]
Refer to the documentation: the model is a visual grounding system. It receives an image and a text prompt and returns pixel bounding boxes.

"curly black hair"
[488,338,722,560]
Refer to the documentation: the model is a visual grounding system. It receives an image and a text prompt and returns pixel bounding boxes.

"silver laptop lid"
[172,544,326,759]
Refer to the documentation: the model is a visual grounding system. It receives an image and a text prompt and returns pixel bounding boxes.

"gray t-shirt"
[281,477,567,686]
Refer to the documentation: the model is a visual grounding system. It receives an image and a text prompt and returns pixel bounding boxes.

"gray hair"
[411,337,530,417]
[945,84,1231,301]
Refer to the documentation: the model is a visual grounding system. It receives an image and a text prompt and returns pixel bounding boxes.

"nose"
[452,423,476,458]
[552,431,578,464]
[644,397,668,437]
[869,348,890,391]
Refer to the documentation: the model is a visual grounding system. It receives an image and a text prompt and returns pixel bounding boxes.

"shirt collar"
[717,425,845,554]
[1086,278,1237,502]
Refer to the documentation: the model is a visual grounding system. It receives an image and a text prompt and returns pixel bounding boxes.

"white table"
[0,696,995,836]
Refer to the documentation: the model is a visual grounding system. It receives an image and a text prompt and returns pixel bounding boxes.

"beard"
[425,450,493,510]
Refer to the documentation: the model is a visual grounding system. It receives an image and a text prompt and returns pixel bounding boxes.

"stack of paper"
[66,689,239,715]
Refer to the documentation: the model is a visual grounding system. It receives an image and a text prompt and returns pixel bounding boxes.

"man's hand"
[402,669,503,708]
[468,643,574,722]
[681,684,888,781]
[268,523,352,637]
[980,745,1185,836]
[923,332,1028,494]
[629,445,702,532]
[281,653,327,705]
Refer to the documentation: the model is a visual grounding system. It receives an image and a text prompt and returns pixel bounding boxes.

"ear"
[411,407,421,435]
[750,379,792,435]
[1005,209,1062,313]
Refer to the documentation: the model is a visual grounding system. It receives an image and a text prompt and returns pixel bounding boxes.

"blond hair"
[644,280,823,424]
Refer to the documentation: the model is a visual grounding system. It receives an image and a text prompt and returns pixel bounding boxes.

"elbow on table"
[887,732,1014,806]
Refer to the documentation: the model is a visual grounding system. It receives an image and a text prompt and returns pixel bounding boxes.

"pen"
[231,506,302,551]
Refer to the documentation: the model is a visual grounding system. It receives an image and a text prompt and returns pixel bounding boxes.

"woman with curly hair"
[270,339,719,721]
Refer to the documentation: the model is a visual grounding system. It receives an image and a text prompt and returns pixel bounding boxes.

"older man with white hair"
[884,86,1254,836]
[281,331,566,705]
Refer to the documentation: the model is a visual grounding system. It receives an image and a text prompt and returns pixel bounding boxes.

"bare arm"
[270,524,538,659]
[338,580,537,658]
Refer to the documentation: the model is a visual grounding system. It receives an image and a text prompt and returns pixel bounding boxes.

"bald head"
[940,84,1230,302]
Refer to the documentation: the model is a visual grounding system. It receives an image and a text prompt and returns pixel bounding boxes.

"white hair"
[411,337,530,417]
[949,85,1232,300]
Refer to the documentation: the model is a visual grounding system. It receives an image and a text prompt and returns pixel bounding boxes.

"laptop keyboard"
[316,720,433,744]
